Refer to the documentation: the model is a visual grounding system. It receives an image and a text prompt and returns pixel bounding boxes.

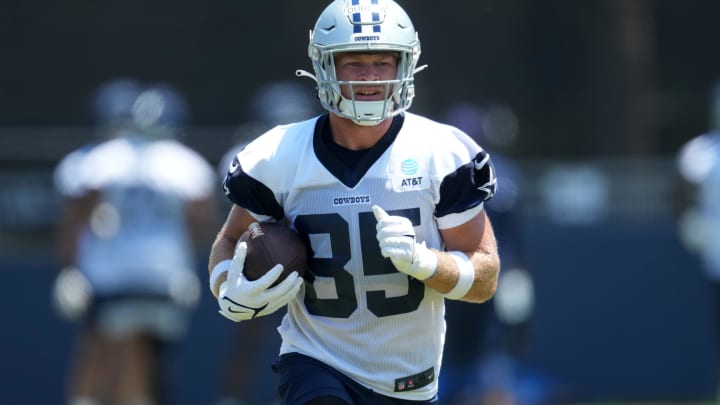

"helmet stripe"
[353,13,362,33]
[350,0,383,34]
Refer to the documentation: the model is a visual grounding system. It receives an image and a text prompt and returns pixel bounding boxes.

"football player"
[53,79,217,405]
[208,1,500,404]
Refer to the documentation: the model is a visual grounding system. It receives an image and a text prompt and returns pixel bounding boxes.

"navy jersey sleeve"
[435,149,497,218]
[222,155,285,221]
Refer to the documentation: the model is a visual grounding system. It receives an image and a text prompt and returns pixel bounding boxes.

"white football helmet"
[296,0,427,126]
[131,83,190,139]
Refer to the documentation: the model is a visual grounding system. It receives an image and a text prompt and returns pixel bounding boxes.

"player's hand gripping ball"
[240,222,308,286]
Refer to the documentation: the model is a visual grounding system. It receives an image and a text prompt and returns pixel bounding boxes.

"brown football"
[239,222,308,287]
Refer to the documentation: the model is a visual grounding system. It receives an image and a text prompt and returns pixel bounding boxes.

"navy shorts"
[272,352,438,405]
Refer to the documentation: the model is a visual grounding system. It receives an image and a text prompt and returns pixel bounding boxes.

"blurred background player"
[217,80,322,175]
[52,78,218,405]
[440,102,538,405]
[215,80,321,405]
[675,80,720,399]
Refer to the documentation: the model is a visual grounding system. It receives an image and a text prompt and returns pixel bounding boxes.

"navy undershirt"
[319,113,404,172]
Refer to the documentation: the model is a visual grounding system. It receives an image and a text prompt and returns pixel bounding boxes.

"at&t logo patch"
[392,158,427,192]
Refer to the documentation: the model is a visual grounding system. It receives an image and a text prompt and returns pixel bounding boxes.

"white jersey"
[223,112,496,400]
[54,136,215,296]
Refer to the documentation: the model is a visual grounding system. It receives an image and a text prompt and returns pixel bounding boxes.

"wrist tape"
[443,252,475,300]
[209,259,233,298]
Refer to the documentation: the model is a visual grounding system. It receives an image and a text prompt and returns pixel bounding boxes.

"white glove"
[52,267,93,322]
[217,241,303,322]
[372,205,438,280]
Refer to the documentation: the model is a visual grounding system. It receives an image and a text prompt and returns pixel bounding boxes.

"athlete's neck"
[328,113,393,150]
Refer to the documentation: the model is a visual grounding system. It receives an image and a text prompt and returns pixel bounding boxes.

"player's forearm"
[425,249,499,303]
[465,249,500,302]
[207,233,237,295]
[209,236,234,269]
[55,220,83,270]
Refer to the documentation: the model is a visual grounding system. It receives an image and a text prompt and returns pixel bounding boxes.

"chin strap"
[338,98,393,126]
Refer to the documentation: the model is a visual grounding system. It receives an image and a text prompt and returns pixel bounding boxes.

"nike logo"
[473,151,490,171]
[473,151,497,199]
[229,158,239,173]
[221,296,268,319]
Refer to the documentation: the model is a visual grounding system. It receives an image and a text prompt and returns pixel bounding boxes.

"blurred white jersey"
[677,132,720,280]
[54,136,215,296]
[222,112,496,400]
[699,150,720,279]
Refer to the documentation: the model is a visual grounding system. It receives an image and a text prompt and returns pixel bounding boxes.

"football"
[239,221,308,287]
